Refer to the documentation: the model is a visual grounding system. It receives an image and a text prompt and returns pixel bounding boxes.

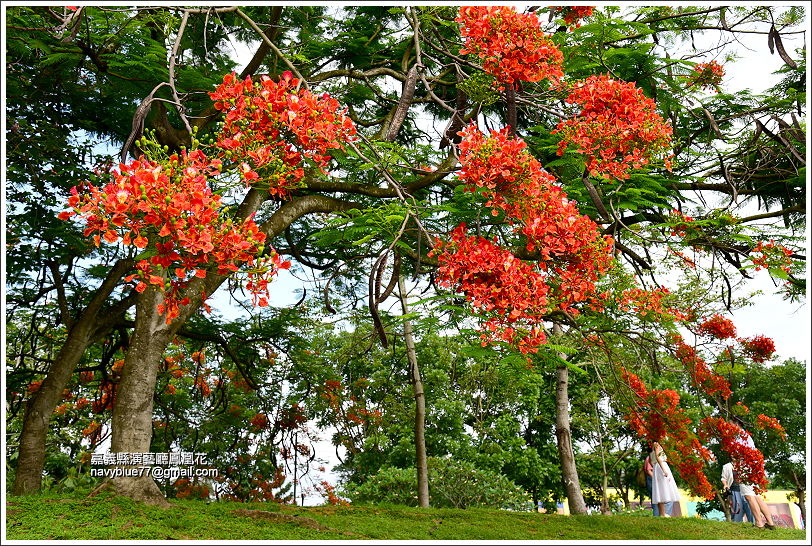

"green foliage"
[343,457,530,510]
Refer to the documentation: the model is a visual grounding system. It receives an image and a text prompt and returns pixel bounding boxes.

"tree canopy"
[4,3,806,518]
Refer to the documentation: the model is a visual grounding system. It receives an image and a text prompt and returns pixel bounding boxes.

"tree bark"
[398,274,429,508]
[14,330,94,495]
[12,260,133,495]
[791,471,805,526]
[552,322,588,515]
[102,285,175,506]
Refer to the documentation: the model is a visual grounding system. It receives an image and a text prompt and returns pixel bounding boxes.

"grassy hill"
[5,491,808,541]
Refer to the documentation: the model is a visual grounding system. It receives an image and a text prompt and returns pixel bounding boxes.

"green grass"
[5,491,808,541]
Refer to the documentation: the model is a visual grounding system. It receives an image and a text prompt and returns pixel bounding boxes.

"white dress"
[650,450,681,503]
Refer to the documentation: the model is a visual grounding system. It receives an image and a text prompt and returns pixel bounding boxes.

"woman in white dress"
[649,441,681,517]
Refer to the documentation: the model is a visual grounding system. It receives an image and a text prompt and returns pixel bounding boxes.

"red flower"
[697,314,737,340]
[210,72,356,196]
[738,335,776,363]
[619,368,716,499]
[457,6,564,87]
[671,334,732,399]
[432,126,614,352]
[755,414,786,440]
[686,60,725,92]
[553,74,673,180]
[250,413,269,431]
[698,417,769,493]
[549,6,595,29]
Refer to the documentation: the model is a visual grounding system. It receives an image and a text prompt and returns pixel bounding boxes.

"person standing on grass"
[643,447,672,516]
[721,461,754,523]
[731,417,777,530]
[649,441,681,517]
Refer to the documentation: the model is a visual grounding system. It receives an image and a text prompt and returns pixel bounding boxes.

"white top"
[721,462,735,489]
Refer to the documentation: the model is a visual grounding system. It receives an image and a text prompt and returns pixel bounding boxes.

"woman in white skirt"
[649,441,681,517]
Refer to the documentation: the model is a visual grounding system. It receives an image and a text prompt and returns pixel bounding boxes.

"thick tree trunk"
[12,259,132,495]
[398,275,429,508]
[104,286,175,507]
[13,329,93,495]
[552,323,588,515]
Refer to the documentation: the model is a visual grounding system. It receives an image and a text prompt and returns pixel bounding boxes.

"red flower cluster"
[553,74,673,180]
[92,379,116,414]
[697,314,737,340]
[193,374,212,397]
[755,414,786,439]
[549,6,595,29]
[698,417,768,493]
[618,287,688,322]
[457,6,564,87]
[434,224,551,353]
[750,241,793,274]
[686,60,725,92]
[738,335,776,363]
[317,480,350,506]
[620,368,715,499]
[173,478,210,500]
[81,420,101,439]
[250,413,269,431]
[668,209,695,238]
[277,403,308,431]
[434,126,614,352]
[210,71,356,197]
[59,150,289,322]
[671,334,732,399]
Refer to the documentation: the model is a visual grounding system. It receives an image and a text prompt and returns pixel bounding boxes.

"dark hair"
[731,416,747,429]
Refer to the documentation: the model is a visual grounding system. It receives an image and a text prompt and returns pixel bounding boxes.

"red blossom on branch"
[738,335,776,363]
[549,6,595,29]
[697,314,737,340]
[457,6,564,87]
[698,417,769,493]
[59,150,287,322]
[553,74,673,180]
[686,60,725,92]
[620,368,715,499]
[210,71,357,196]
[750,241,793,274]
[433,126,614,352]
[618,287,689,322]
[755,414,786,440]
[670,334,732,399]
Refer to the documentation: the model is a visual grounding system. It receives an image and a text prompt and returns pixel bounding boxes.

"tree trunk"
[796,488,805,527]
[103,286,175,507]
[552,322,588,515]
[13,329,93,495]
[792,473,805,526]
[12,260,133,495]
[398,274,429,508]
